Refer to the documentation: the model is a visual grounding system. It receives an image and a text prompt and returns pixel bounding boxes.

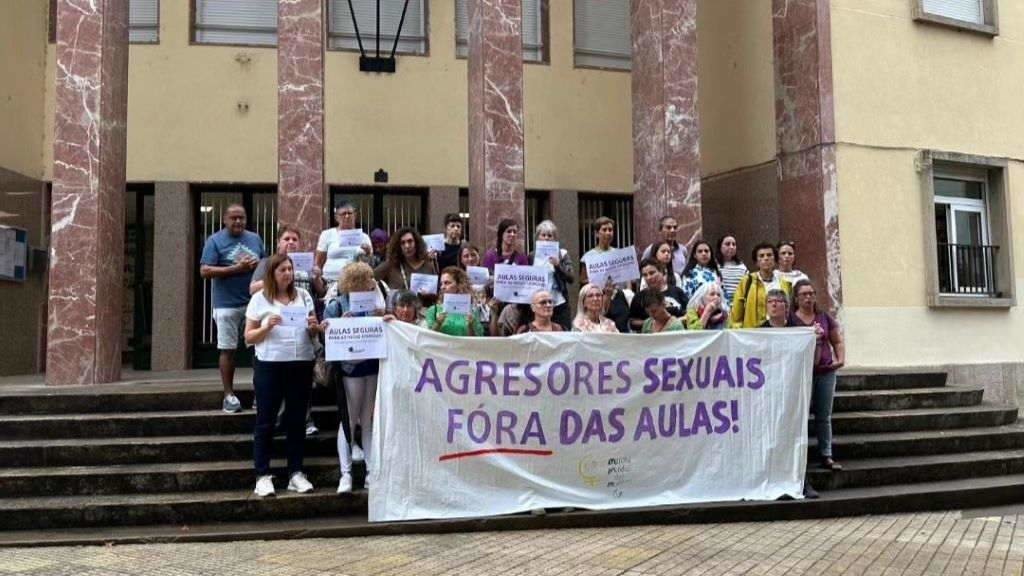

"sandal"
[822,457,843,471]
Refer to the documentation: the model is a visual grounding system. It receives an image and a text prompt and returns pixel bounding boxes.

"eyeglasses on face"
[536,300,554,306]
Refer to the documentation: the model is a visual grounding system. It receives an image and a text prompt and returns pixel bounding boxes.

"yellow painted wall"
[831,0,1024,367]
[31,0,772,190]
[0,1,48,180]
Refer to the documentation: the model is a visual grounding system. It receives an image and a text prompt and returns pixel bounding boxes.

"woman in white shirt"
[244,254,322,497]
[776,240,810,285]
[315,201,372,285]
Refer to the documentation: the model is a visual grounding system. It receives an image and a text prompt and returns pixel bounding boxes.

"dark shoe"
[821,457,843,471]
[803,483,819,499]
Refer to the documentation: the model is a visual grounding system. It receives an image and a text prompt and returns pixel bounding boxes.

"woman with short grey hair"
[528,220,575,330]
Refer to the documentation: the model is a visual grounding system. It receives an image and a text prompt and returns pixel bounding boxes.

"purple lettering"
[444,360,470,394]
[502,362,521,396]
[660,358,677,392]
[713,356,735,388]
[560,409,582,445]
[521,411,547,445]
[712,400,731,434]
[467,409,491,443]
[657,403,677,437]
[642,358,660,393]
[415,359,442,393]
[582,410,607,444]
[691,402,712,434]
[597,361,614,394]
[616,360,632,394]
[746,357,765,389]
[633,407,656,441]
[607,408,625,442]
[446,408,463,443]
[548,362,571,395]
[574,362,594,396]
[523,363,543,396]
[495,410,518,444]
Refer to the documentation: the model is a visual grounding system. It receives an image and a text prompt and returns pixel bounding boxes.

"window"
[49,0,160,44]
[921,151,1014,307]
[130,0,159,43]
[578,193,633,255]
[455,0,545,62]
[194,0,278,46]
[574,0,631,70]
[329,0,427,55]
[914,0,998,35]
[524,191,551,255]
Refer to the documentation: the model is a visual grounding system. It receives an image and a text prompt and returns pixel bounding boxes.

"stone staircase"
[0,372,1021,545]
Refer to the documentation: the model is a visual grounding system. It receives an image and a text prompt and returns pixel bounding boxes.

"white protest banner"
[467,266,490,286]
[441,293,471,315]
[288,252,315,275]
[338,229,366,247]
[348,290,378,314]
[583,246,640,285]
[422,234,446,253]
[325,317,387,362]
[493,264,548,304]
[410,273,439,295]
[278,306,308,329]
[533,240,560,266]
[370,325,814,522]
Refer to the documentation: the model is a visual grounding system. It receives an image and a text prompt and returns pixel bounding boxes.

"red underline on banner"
[438,448,555,462]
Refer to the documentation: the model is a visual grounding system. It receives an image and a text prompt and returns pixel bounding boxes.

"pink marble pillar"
[467,0,525,252]
[47,0,129,385]
[278,0,325,251]
[773,0,842,311]
[631,0,702,254]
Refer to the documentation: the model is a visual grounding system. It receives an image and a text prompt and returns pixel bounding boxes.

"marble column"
[631,0,702,254]
[467,0,525,251]
[773,0,842,311]
[47,0,129,385]
[277,0,325,251]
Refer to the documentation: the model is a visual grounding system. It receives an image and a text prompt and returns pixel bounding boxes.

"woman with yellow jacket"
[729,243,792,328]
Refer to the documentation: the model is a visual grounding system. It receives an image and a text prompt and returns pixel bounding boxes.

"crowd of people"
[199,202,846,498]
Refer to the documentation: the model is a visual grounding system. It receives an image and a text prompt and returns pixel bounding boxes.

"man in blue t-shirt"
[200,204,265,413]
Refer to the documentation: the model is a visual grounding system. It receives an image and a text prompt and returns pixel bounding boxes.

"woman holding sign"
[323,262,387,493]
[374,227,438,306]
[243,254,321,497]
[425,267,485,336]
[528,220,575,331]
[482,219,529,271]
[315,201,372,286]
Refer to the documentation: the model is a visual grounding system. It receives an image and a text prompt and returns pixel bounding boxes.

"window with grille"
[578,193,633,255]
[329,0,427,55]
[524,191,551,255]
[574,0,631,70]
[330,187,427,235]
[933,176,996,296]
[49,0,160,43]
[194,0,278,46]
[455,0,545,62]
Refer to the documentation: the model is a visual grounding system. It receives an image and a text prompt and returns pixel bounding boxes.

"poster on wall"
[0,226,28,283]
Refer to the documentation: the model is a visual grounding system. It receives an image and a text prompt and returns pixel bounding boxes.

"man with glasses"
[200,204,266,413]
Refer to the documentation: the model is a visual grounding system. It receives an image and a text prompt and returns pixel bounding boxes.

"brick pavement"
[0,511,1021,575]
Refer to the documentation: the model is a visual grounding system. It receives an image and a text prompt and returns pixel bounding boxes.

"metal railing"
[937,243,1000,297]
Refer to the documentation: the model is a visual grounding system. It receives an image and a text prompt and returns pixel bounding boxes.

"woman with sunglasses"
[516,290,563,333]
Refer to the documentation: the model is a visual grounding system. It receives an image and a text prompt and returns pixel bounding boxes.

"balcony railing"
[937,243,1000,297]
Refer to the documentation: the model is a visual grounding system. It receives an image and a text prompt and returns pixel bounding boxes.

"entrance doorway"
[123,185,154,370]
[191,186,277,368]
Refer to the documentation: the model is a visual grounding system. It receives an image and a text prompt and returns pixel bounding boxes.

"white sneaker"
[351,444,365,463]
[254,475,275,497]
[287,472,314,494]
[336,473,353,494]
[305,424,319,437]
[223,394,242,414]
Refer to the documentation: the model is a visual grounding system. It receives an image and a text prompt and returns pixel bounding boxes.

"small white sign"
[467,266,490,286]
[325,317,387,361]
[288,252,315,274]
[441,293,472,315]
[410,273,439,295]
[278,306,309,329]
[584,246,641,286]
[348,290,378,314]
[422,234,446,253]
[533,241,560,267]
[338,229,366,248]
[493,264,548,305]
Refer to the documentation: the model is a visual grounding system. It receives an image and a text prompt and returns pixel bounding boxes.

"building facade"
[0,1,1020,405]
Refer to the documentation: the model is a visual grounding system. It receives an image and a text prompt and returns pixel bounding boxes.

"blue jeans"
[253,359,313,477]
[812,371,837,458]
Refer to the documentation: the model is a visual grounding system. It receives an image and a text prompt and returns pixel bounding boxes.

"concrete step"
[0,488,366,532]
[0,384,338,416]
[0,458,361,498]
[0,407,342,440]
[832,387,983,412]
[822,423,1024,459]
[0,433,342,468]
[835,372,946,392]
[1,473,1022,540]
[819,403,1019,435]
[806,449,1024,491]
